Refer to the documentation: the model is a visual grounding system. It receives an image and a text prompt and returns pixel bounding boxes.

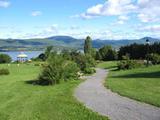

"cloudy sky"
[0,0,160,39]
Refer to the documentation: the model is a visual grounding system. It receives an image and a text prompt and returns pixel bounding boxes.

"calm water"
[0,51,43,61]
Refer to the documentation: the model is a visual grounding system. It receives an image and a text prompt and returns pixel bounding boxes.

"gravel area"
[74,68,160,120]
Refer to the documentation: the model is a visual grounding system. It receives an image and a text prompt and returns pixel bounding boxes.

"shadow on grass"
[112,71,160,78]
[25,80,51,86]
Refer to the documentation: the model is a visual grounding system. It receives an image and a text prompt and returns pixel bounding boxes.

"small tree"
[0,54,12,63]
[98,45,117,61]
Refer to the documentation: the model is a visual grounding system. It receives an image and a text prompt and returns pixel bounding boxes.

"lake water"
[0,51,43,61]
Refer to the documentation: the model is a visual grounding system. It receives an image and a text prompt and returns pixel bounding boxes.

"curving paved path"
[74,68,160,120]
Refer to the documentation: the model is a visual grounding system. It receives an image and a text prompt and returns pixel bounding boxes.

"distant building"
[17,52,28,62]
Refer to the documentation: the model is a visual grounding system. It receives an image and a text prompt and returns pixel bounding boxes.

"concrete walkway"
[74,68,160,120]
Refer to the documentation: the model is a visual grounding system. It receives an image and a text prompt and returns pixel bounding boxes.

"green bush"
[122,54,130,60]
[37,53,46,61]
[117,60,143,70]
[97,45,117,61]
[0,69,10,75]
[38,53,79,85]
[148,53,160,65]
[0,54,12,63]
[83,67,96,74]
[62,61,79,81]
[71,53,96,74]
[85,54,96,67]
[39,54,64,85]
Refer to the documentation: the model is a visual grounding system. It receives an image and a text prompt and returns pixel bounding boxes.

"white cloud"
[74,0,137,19]
[118,15,129,21]
[2,24,59,39]
[0,0,10,8]
[86,0,136,16]
[137,0,160,22]
[137,0,149,7]
[117,20,124,25]
[70,25,80,30]
[138,13,150,23]
[73,0,160,23]
[24,24,59,38]
[31,11,42,16]
[45,24,58,32]
[117,15,129,24]
[86,4,103,16]
[71,13,98,19]
[138,25,160,32]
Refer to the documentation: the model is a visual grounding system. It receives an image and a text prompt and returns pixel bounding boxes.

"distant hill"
[0,36,159,51]
[47,36,80,43]
[92,37,160,48]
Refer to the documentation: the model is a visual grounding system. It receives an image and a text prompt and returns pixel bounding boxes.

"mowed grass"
[0,64,108,120]
[98,61,160,107]
[97,61,118,70]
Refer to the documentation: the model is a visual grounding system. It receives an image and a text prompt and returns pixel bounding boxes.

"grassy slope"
[98,61,160,107]
[0,64,108,120]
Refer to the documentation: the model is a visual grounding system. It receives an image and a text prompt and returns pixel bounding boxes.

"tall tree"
[45,46,53,60]
[84,36,92,54]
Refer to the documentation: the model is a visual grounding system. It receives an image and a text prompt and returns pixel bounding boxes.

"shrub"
[122,54,130,60]
[83,67,96,74]
[37,53,46,61]
[71,53,96,74]
[148,53,160,65]
[85,54,96,67]
[117,60,143,70]
[38,53,80,85]
[0,54,12,63]
[0,69,10,75]
[62,61,79,81]
[38,54,64,85]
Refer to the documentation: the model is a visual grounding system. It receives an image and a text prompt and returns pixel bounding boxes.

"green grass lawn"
[0,64,108,120]
[97,61,118,70]
[98,61,160,107]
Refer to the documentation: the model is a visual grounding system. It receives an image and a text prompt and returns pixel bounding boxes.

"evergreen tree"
[84,36,92,54]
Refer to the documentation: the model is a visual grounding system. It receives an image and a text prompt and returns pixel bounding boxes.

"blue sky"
[0,0,160,39]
